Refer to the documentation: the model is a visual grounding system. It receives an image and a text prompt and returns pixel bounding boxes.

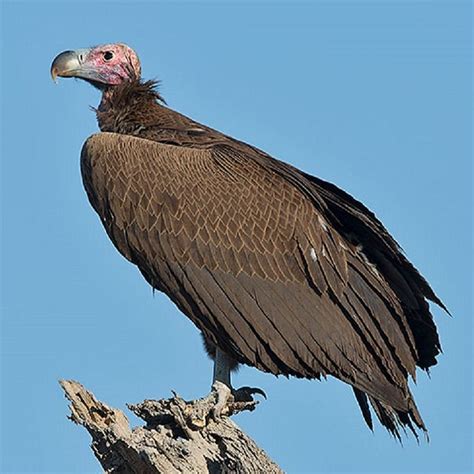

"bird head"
[51,43,141,88]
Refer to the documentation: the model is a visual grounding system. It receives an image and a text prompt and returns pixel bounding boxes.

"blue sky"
[1,1,472,473]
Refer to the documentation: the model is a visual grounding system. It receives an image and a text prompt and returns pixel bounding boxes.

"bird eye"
[103,51,114,61]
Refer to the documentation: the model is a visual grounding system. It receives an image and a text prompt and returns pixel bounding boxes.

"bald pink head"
[51,43,141,87]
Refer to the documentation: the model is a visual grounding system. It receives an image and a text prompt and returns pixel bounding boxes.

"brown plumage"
[52,44,446,439]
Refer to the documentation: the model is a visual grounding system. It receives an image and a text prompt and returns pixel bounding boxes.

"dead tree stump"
[59,380,283,473]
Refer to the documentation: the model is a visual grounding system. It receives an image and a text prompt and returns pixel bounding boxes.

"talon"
[232,386,267,402]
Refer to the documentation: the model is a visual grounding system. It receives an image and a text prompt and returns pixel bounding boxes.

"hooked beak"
[50,48,99,83]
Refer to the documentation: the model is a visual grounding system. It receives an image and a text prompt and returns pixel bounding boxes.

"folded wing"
[81,132,439,437]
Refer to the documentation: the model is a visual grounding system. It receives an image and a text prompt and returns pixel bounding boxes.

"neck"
[98,87,116,110]
[96,80,165,133]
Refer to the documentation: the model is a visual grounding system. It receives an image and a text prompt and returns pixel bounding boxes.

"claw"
[232,386,267,402]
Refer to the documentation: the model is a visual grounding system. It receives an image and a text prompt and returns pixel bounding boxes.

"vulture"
[51,43,447,438]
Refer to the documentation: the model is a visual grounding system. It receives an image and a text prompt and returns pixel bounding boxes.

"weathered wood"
[59,380,283,474]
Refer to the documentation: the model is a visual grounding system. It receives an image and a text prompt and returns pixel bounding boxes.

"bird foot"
[211,382,266,417]
[187,381,266,430]
[211,382,266,418]
[206,380,267,420]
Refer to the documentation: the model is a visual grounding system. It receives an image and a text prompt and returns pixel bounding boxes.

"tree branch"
[59,380,283,473]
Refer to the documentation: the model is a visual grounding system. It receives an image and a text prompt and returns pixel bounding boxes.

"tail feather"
[353,388,427,440]
[353,388,373,431]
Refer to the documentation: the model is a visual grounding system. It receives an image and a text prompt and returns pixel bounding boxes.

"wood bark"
[59,380,283,473]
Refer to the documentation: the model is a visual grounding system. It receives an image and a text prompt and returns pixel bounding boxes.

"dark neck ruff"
[96,80,165,133]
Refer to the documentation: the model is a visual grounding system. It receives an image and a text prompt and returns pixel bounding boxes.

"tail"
[353,387,427,441]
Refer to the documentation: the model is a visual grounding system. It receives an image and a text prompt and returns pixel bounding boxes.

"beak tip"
[51,68,58,83]
[50,49,84,83]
